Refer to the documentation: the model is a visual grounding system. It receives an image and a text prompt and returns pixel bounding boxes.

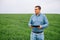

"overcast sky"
[0,0,60,14]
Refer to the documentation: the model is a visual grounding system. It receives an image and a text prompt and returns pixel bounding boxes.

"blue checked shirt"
[28,13,48,32]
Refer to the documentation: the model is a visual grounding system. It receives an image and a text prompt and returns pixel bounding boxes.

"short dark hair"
[35,6,41,10]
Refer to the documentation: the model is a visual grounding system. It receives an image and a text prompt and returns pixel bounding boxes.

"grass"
[0,14,60,40]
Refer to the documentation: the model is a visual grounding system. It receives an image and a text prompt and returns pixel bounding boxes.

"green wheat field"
[0,14,60,40]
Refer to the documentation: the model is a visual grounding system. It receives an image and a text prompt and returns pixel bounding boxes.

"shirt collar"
[34,13,41,16]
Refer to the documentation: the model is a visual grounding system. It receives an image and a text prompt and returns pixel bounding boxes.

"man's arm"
[41,15,49,29]
[28,16,33,29]
[37,15,48,29]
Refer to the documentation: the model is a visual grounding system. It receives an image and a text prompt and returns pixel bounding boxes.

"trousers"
[30,32,44,40]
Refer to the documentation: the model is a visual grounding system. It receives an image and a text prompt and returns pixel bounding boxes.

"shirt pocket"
[32,18,37,23]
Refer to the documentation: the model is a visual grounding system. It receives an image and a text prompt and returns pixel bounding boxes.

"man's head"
[35,6,41,15]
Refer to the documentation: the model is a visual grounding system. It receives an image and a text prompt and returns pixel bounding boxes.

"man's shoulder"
[31,13,46,17]
[31,14,35,17]
[41,13,46,17]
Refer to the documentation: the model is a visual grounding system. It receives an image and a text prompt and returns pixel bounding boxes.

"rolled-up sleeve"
[41,15,49,29]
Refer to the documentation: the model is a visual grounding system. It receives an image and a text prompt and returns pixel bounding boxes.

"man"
[28,6,48,40]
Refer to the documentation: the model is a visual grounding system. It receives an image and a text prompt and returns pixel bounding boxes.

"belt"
[32,31,43,34]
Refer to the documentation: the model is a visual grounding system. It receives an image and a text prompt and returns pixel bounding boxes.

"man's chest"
[32,16,44,23]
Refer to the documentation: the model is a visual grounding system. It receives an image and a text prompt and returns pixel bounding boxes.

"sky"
[0,0,60,14]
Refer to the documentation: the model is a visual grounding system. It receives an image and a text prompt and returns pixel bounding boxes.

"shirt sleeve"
[28,16,33,27]
[41,15,49,29]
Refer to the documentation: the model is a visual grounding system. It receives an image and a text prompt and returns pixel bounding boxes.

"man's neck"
[36,13,40,16]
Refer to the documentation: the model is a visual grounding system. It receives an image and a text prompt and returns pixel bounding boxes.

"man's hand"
[37,25,42,29]
[30,26,33,29]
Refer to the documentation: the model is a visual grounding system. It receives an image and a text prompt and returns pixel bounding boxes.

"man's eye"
[35,9,38,10]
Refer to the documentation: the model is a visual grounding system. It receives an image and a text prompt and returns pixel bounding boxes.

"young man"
[28,6,49,40]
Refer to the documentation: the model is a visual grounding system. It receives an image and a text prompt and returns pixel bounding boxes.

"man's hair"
[35,6,41,10]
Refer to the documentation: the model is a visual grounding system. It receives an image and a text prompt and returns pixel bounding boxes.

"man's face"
[35,7,41,14]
